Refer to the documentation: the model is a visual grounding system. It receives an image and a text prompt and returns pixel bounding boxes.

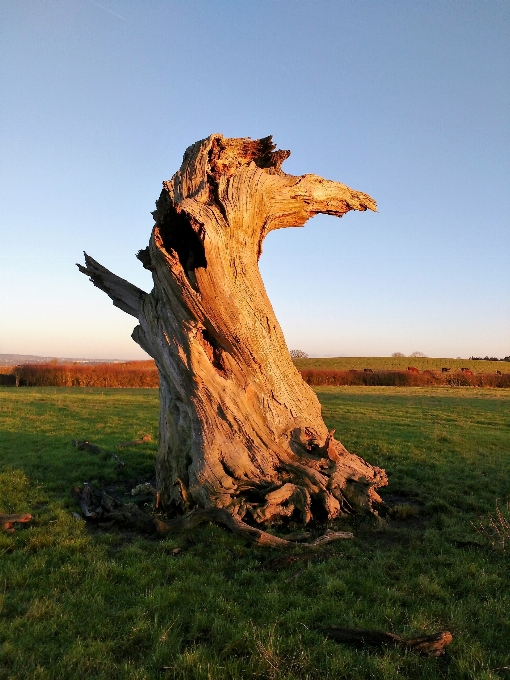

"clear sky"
[1,0,509,359]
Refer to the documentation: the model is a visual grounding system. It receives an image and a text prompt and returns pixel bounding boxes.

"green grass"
[1,386,510,679]
[293,356,508,373]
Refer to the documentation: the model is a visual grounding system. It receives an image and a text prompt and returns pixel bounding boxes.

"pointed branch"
[266,174,377,233]
[300,175,377,216]
[76,252,146,318]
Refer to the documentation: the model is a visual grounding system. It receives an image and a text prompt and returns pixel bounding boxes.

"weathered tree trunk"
[78,134,387,525]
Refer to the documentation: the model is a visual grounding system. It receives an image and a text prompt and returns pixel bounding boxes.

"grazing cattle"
[364,368,373,373]
[461,368,473,375]
[496,370,502,375]
[407,367,420,373]
[442,367,451,373]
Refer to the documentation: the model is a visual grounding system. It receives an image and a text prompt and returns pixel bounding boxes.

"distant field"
[1,386,510,679]
[294,356,507,373]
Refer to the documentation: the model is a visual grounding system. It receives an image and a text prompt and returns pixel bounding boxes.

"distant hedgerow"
[298,369,510,388]
[13,361,158,388]
[5,362,510,389]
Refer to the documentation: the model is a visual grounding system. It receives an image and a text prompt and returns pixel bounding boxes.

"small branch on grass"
[0,513,32,533]
[71,484,353,548]
[321,627,452,657]
[72,440,125,468]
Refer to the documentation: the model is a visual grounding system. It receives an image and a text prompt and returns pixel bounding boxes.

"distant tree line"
[470,356,510,362]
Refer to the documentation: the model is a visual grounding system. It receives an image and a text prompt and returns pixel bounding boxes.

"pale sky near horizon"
[1,0,509,360]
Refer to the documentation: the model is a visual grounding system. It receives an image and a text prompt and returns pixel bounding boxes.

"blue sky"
[1,0,509,359]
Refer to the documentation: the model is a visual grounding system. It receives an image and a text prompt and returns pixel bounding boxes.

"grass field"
[1,386,510,679]
[293,357,508,373]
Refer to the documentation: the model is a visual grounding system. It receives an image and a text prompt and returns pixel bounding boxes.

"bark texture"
[78,134,387,525]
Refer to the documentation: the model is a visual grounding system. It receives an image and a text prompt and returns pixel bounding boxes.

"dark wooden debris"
[0,513,32,533]
[321,626,452,657]
[72,439,125,468]
[71,484,158,533]
[71,484,353,548]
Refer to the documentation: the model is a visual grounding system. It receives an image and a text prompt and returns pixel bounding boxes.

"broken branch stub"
[77,133,387,526]
[0,513,32,533]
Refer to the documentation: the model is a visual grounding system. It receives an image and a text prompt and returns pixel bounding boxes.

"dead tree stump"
[78,134,387,526]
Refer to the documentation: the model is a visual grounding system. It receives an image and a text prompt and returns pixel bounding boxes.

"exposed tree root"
[71,484,353,548]
[321,627,452,657]
[0,513,32,533]
[158,507,353,547]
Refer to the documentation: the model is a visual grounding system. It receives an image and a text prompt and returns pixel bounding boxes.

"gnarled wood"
[321,627,453,657]
[78,134,387,526]
[71,484,353,548]
[72,439,125,468]
[0,513,32,532]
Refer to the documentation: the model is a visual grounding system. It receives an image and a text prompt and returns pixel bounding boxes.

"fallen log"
[72,439,125,468]
[0,513,32,533]
[71,484,353,548]
[321,626,452,657]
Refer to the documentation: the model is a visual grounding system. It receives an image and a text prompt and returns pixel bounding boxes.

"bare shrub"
[290,349,309,359]
[473,501,510,551]
[392,352,406,357]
